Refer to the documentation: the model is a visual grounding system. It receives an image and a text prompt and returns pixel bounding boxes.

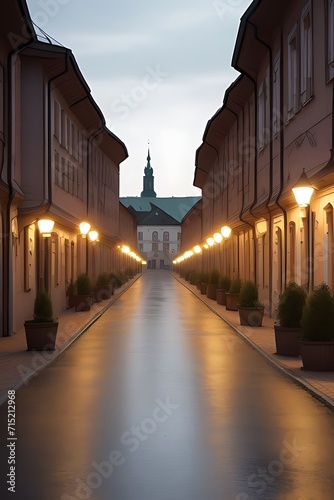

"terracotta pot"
[216,289,226,305]
[24,321,58,351]
[299,340,334,371]
[225,292,239,311]
[238,306,264,327]
[200,282,208,295]
[206,284,218,300]
[274,326,301,356]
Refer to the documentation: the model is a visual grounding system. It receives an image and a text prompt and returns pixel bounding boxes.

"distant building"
[120,149,201,269]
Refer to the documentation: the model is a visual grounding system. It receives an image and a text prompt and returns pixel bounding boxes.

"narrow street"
[1,270,334,500]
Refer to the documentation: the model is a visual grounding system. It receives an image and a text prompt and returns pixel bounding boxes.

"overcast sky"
[26,0,252,197]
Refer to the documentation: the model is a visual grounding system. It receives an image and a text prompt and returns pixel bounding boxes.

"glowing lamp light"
[203,243,209,249]
[142,260,147,265]
[121,245,130,253]
[292,169,314,207]
[221,225,232,239]
[206,237,215,246]
[213,232,223,243]
[88,230,98,242]
[38,219,54,237]
[193,245,202,254]
[79,222,91,236]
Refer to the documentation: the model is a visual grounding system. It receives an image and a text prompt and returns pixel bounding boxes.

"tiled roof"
[120,196,201,223]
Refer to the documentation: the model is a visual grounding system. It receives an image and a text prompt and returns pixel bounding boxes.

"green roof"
[120,196,201,223]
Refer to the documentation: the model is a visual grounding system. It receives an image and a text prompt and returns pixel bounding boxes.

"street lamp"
[88,230,98,242]
[38,219,54,238]
[221,225,232,239]
[292,169,314,207]
[79,222,91,238]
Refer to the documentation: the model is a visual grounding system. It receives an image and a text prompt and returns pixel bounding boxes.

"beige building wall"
[181,0,334,318]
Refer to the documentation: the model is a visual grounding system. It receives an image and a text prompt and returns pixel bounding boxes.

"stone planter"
[299,340,334,371]
[225,292,239,311]
[206,284,218,300]
[274,326,301,356]
[24,321,59,351]
[216,289,226,305]
[238,306,264,327]
[200,282,208,295]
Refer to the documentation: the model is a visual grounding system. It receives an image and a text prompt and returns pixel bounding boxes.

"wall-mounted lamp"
[79,222,91,237]
[193,245,202,254]
[213,232,223,243]
[88,230,99,242]
[221,225,232,239]
[206,237,215,246]
[38,219,54,238]
[256,219,267,236]
[292,169,314,207]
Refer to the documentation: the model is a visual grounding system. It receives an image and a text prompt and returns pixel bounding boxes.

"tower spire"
[141,143,157,197]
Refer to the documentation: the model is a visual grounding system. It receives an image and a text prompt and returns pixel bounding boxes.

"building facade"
[0,0,137,336]
[180,0,334,317]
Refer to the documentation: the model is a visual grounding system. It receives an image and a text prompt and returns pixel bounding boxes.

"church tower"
[141,148,157,197]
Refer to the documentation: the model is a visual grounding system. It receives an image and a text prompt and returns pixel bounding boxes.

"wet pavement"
[1,270,334,500]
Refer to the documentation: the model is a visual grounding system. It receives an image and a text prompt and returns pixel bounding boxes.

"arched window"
[163,231,169,241]
[138,231,143,240]
[152,231,158,242]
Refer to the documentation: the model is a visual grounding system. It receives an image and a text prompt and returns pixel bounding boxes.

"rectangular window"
[68,161,73,194]
[288,26,299,119]
[257,69,269,150]
[61,109,67,148]
[273,56,281,135]
[139,243,143,252]
[67,117,72,155]
[152,242,158,252]
[54,151,62,186]
[62,156,68,192]
[53,100,61,141]
[163,243,169,253]
[300,4,313,104]
[328,0,334,79]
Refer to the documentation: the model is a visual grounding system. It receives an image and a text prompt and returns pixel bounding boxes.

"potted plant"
[200,272,209,295]
[95,272,111,302]
[216,275,231,306]
[225,278,242,311]
[299,282,334,371]
[207,269,220,300]
[274,282,307,356]
[75,272,92,312]
[237,280,264,326]
[24,289,58,351]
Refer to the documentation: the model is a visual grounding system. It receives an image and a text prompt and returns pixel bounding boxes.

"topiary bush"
[229,278,242,293]
[33,289,53,322]
[277,282,307,328]
[76,273,92,296]
[209,269,220,286]
[301,282,334,341]
[219,275,231,291]
[238,280,260,307]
